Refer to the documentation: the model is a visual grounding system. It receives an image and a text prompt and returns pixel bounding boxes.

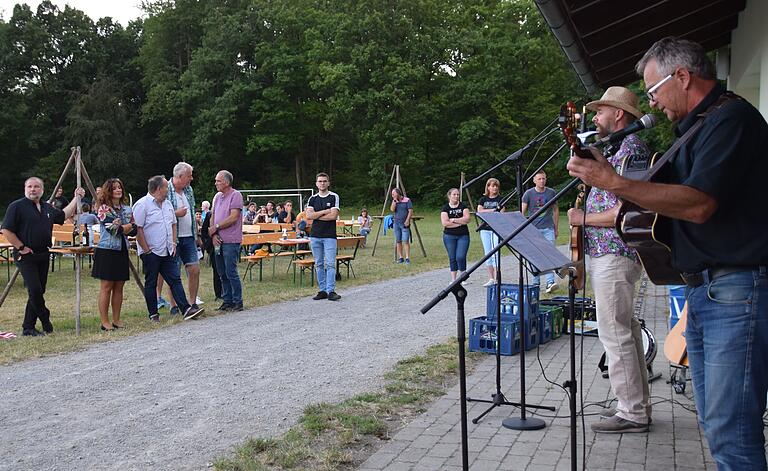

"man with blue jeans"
[306,172,341,301]
[569,37,768,469]
[134,175,203,322]
[390,188,413,265]
[209,170,244,312]
[521,170,559,292]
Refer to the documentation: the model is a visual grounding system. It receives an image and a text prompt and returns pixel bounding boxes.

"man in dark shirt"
[1,177,84,336]
[306,172,340,301]
[568,37,768,470]
[278,200,295,225]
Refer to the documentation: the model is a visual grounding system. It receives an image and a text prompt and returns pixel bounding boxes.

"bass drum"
[641,321,657,366]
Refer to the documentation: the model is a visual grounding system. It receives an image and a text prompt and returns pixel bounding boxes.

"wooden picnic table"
[336,219,361,236]
[0,242,13,281]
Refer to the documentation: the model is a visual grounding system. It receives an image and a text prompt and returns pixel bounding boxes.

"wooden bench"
[293,236,365,286]
[241,231,299,281]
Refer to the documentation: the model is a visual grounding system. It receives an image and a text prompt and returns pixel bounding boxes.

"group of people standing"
[438,173,559,288]
[0,164,249,335]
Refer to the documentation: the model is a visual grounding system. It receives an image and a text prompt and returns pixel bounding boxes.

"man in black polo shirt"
[568,37,768,470]
[2,177,83,336]
[306,172,341,301]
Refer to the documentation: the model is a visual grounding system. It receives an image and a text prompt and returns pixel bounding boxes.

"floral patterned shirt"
[584,133,650,261]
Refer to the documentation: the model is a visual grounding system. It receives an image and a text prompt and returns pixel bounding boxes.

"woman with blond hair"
[477,178,505,286]
[92,178,136,331]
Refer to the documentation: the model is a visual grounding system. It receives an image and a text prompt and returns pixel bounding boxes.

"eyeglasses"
[646,74,673,101]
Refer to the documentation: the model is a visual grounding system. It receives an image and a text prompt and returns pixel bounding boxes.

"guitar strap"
[642,92,741,182]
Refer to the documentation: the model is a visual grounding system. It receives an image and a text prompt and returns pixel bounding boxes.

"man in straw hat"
[568,86,653,433]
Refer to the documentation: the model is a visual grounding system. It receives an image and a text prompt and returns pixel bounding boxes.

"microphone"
[596,114,657,145]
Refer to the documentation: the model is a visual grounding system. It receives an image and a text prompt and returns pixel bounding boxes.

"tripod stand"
[423,175,586,471]
[461,129,568,426]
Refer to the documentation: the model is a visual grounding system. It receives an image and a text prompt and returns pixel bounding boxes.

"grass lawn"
[0,210,573,364]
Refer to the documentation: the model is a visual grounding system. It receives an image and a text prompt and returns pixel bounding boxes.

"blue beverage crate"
[540,296,596,321]
[468,315,539,355]
[538,309,552,344]
[486,284,540,320]
[525,313,540,350]
[669,285,686,329]
[468,316,520,356]
[540,304,564,339]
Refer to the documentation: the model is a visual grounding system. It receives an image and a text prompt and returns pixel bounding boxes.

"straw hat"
[586,86,643,119]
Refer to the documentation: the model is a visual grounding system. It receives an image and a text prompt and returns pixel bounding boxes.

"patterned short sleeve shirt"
[584,133,650,261]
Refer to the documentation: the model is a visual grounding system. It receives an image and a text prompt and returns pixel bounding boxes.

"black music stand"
[474,212,571,429]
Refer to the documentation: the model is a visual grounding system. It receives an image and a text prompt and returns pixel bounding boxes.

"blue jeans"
[532,227,556,286]
[686,268,768,471]
[141,252,190,317]
[310,237,337,293]
[480,230,499,267]
[443,233,469,272]
[393,221,411,243]
[175,236,199,266]
[215,243,242,305]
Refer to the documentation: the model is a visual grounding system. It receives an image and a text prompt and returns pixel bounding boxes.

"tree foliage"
[1,0,586,210]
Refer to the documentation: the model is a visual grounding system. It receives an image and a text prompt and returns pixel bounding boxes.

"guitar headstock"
[559,101,593,159]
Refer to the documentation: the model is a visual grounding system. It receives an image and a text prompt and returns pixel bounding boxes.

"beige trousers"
[589,254,651,424]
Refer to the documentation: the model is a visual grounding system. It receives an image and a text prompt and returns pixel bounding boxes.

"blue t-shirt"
[79,213,99,229]
[521,187,556,230]
[393,198,413,223]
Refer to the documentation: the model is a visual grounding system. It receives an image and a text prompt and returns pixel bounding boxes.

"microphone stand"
[422,175,584,471]
[497,141,568,211]
[462,118,561,192]
[466,132,563,425]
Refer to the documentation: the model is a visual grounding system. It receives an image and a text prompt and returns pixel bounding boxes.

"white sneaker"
[546,282,558,293]
[482,279,495,287]
[195,297,204,305]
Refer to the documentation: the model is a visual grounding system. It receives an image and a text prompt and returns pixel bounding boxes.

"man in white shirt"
[133,175,203,322]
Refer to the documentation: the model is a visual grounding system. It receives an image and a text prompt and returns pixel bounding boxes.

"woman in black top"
[440,188,471,282]
[477,178,504,286]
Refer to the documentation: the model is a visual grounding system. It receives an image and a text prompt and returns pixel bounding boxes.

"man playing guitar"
[568,37,768,470]
[568,86,653,434]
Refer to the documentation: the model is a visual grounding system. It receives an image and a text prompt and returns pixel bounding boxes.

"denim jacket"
[96,204,134,251]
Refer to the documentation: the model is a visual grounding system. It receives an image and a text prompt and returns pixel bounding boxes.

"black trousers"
[207,247,222,299]
[16,251,52,331]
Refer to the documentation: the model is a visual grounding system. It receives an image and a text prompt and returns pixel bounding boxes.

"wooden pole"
[47,148,77,204]
[394,166,427,257]
[371,165,397,257]
[461,172,479,228]
[0,268,20,308]
[74,147,82,335]
[78,159,99,202]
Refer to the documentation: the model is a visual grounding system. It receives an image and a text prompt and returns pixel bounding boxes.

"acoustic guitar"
[663,302,688,366]
[614,150,685,286]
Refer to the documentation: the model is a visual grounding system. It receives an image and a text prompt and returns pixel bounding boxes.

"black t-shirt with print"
[307,192,339,239]
[442,202,469,236]
[477,195,503,211]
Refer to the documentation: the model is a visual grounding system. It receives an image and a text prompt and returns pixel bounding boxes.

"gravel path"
[0,259,523,470]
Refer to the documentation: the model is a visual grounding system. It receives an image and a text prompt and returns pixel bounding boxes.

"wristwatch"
[215,223,220,230]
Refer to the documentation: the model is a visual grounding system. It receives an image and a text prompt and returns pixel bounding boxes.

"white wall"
[729,0,768,120]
